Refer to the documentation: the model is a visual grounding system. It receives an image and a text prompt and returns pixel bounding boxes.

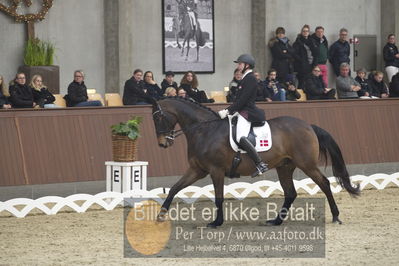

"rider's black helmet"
[234,54,255,68]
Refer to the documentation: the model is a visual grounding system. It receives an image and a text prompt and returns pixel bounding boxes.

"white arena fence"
[1,173,398,218]
[165,40,213,49]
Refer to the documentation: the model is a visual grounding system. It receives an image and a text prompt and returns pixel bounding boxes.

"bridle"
[152,103,220,142]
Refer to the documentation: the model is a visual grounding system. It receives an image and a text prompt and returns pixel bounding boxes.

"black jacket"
[144,82,162,100]
[65,81,88,107]
[32,87,56,107]
[293,35,317,73]
[180,83,210,103]
[389,73,399,97]
[0,90,10,107]
[227,72,265,122]
[368,79,388,98]
[383,43,399,68]
[255,80,269,101]
[329,40,350,75]
[227,79,240,103]
[123,77,151,105]
[354,76,371,97]
[303,74,326,100]
[160,79,178,95]
[9,83,34,108]
[269,38,295,82]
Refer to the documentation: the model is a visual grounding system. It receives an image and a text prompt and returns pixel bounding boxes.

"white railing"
[1,173,398,218]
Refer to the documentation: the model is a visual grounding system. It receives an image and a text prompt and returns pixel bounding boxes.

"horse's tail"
[311,124,360,196]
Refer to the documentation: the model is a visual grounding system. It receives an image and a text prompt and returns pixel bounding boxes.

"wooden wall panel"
[0,99,398,186]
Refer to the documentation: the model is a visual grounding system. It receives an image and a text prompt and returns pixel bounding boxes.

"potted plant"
[111,116,143,162]
[18,38,60,94]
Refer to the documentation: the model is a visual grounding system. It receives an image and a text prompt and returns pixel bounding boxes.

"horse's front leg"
[157,168,206,221]
[181,39,186,56]
[185,38,190,61]
[207,168,225,228]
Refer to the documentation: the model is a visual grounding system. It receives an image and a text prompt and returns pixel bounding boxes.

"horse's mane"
[160,96,219,118]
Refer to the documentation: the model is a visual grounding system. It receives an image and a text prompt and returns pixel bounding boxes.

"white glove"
[218,109,229,119]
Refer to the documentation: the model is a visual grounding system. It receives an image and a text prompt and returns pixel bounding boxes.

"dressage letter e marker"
[106,161,148,193]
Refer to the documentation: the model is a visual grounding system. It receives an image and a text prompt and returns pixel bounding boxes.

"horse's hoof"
[262,219,283,226]
[332,216,343,224]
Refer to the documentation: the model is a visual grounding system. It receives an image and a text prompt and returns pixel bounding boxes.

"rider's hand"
[218,109,229,119]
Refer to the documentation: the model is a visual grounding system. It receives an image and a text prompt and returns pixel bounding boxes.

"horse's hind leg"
[185,38,190,61]
[265,162,297,226]
[302,167,341,224]
[157,167,207,221]
[207,168,225,228]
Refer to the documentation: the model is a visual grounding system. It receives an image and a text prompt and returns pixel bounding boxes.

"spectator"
[29,75,57,108]
[263,69,286,101]
[354,68,372,98]
[254,70,269,102]
[329,28,351,77]
[383,34,399,82]
[123,69,152,105]
[164,87,177,97]
[310,26,329,86]
[64,70,102,107]
[0,75,11,109]
[161,71,178,95]
[177,88,188,98]
[268,27,295,83]
[389,72,399,97]
[336,63,360,99]
[284,76,301,101]
[368,71,389,98]
[9,72,36,108]
[180,71,214,103]
[293,24,317,89]
[227,68,242,103]
[304,66,336,100]
[143,71,162,100]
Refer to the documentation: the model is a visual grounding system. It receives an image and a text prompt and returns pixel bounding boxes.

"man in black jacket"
[329,28,351,76]
[123,69,152,105]
[383,34,399,82]
[218,54,268,177]
[64,70,102,107]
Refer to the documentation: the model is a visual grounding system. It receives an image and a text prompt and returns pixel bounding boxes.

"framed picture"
[162,0,215,74]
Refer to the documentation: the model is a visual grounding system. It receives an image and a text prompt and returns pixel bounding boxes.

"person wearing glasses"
[9,72,37,108]
[329,28,351,77]
[64,70,102,107]
[304,66,336,100]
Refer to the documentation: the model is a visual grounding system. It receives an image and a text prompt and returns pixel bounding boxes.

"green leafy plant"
[111,116,143,140]
[24,38,56,66]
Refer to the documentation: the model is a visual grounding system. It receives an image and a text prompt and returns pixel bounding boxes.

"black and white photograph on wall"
[162,0,215,74]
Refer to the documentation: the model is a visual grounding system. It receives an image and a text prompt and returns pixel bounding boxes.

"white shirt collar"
[242,69,253,80]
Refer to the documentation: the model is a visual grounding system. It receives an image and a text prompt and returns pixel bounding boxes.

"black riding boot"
[239,137,269,177]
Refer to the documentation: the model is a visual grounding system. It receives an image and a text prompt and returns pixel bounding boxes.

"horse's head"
[151,100,178,149]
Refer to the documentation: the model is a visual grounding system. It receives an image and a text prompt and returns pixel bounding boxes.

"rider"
[218,54,269,177]
[177,0,197,31]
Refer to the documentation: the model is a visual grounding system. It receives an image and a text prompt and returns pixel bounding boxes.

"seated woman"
[30,75,58,108]
[180,71,214,103]
[284,76,301,101]
[123,69,152,105]
[64,70,102,107]
[164,87,177,97]
[304,66,336,100]
[368,71,389,98]
[0,75,11,109]
[9,72,37,108]
[263,69,287,101]
[389,72,399,97]
[143,71,162,100]
[227,68,242,102]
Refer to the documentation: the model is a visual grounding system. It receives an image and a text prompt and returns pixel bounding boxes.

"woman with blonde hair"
[30,75,57,108]
[0,75,11,109]
[164,86,177,97]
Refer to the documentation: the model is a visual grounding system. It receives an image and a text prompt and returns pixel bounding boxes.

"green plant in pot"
[111,116,142,162]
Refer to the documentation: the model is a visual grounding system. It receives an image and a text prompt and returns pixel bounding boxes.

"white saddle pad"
[228,114,272,153]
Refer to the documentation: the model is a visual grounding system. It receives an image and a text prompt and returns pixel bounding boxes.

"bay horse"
[151,97,360,228]
[174,7,204,61]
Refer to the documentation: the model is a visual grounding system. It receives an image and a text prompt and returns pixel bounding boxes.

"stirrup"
[251,162,269,178]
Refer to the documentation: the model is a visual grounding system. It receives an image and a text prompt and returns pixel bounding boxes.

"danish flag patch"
[260,140,269,147]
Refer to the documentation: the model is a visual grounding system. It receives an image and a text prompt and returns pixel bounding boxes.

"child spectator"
[143,71,162,100]
[368,71,389,98]
[0,75,11,109]
[30,75,57,108]
[64,70,103,107]
[9,72,36,108]
[354,69,372,98]
[161,71,178,95]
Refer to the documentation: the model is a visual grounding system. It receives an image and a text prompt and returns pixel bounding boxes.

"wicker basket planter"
[112,135,138,162]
